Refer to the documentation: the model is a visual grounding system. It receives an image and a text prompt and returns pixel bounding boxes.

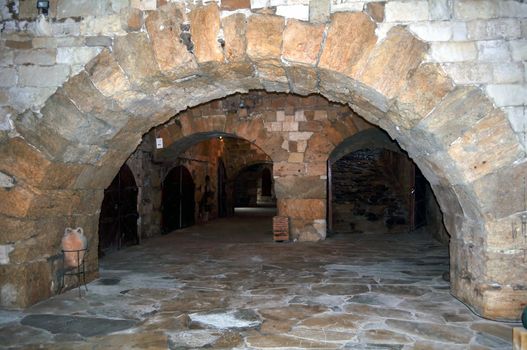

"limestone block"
[0,68,17,87]
[318,12,377,77]
[499,0,527,18]
[493,62,524,84]
[409,22,453,42]
[0,260,53,308]
[448,110,523,182]
[113,32,159,83]
[0,185,34,217]
[430,42,478,62]
[81,14,124,36]
[40,91,116,145]
[0,137,51,187]
[429,0,451,20]
[51,19,81,37]
[357,26,428,99]
[385,1,429,22]
[8,87,57,112]
[451,21,468,40]
[309,0,330,23]
[417,87,495,147]
[479,284,527,320]
[57,0,111,19]
[510,40,527,61]
[131,0,157,11]
[282,122,298,132]
[63,72,129,130]
[477,40,510,62]
[282,19,324,65]
[287,152,303,163]
[145,6,198,77]
[276,5,309,21]
[467,19,522,40]
[18,65,70,88]
[14,48,56,65]
[0,50,13,66]
[330,2,366,13]
[85,36,113,47]
[254,59,289,92]
[278,198,325,220]
[504,106,526,133]
[0,90,8,107]
[473,161,527,220]
[250,0,269,9]
[454,0,499,20]
[285,65,318,96]
[392,63,454,129]
[189,4,224,63]
[56,47,101,65]
[222,14,247,62]
[486,84,527,107]
[442,62,494,84]
[246,14,284,60]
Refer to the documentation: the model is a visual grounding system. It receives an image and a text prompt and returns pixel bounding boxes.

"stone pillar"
[274,174,327,241]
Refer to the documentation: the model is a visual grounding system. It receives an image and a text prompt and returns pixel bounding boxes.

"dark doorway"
[330,148,410,234]
[218,159,228,217]
[162,166,195,233]
[98,164,139,256]
[410,165,427,230]
[261,168,272,197]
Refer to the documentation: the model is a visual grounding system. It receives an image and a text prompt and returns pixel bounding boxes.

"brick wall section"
[273,216,289,241]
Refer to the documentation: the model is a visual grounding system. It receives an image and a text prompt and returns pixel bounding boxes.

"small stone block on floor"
[273,216,289,242]
[513,327,527,350]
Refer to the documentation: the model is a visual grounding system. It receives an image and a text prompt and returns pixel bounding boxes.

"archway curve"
[0,3,524,319]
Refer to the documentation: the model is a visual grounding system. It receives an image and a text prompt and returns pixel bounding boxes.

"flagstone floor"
[0,208,519,349]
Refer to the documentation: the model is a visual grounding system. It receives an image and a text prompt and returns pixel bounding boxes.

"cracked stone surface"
[0,209,519,349]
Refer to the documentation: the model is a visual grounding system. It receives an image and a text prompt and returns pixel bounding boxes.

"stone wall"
[1,0,525,149]
[0,1,525,320]
[332,149,411,234]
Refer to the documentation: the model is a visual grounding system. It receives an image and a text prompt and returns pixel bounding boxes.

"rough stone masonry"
[0,0,525,323]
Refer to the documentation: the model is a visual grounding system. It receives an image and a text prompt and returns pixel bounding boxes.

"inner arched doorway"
[98,163,139,256]
[162,166,195,233]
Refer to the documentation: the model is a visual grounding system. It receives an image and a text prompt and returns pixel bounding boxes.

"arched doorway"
[2,4,523,319]
[98,164,138,256]
[162,166,195,233]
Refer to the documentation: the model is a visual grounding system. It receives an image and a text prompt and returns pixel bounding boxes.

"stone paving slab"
[0,214,521,349]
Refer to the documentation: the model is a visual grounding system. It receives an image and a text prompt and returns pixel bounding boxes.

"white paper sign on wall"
[156,137,164,149]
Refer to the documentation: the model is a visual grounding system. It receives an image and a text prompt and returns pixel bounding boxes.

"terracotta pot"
[61,227,88,268]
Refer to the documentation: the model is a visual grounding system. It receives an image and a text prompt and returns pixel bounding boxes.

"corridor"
[0,210,517,349]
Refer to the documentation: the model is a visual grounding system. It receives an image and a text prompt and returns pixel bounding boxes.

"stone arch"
[0,3,524,320]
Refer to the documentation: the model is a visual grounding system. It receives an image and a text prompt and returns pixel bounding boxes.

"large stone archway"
[0,3,525,320]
